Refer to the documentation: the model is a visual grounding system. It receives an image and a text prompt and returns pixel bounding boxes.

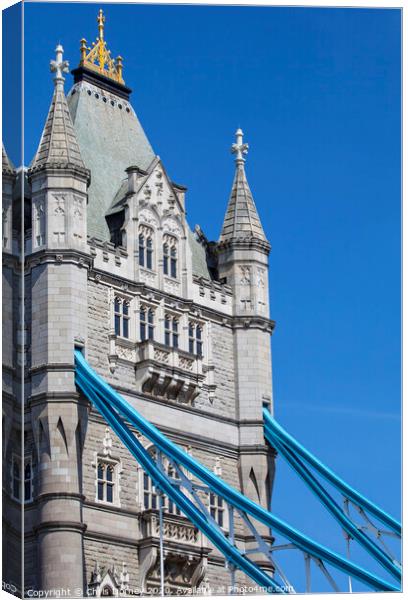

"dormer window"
[164,315,179,349]
[140,306,155,341]
[139,226,154,270]
[114,297,130,339]
[163,235,178,279]
[188,323,203,357]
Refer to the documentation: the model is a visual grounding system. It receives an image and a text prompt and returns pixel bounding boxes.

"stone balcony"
[109,336,204,405]
[140,510,203,547]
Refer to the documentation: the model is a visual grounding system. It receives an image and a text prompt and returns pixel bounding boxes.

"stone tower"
[27,44,90,593]
[218,129,275,510]
[3,10,277,597]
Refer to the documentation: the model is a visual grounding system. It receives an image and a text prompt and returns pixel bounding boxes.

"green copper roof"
[67,81,155,241]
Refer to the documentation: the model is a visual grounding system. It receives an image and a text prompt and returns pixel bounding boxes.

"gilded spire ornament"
[79,9,125,84]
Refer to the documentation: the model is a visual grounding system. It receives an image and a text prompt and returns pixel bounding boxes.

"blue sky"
[4,2,401,591]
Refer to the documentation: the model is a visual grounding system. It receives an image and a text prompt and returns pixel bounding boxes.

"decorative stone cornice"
[25,249,93,271]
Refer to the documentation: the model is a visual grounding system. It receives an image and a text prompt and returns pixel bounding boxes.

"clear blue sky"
[4,2,401,591]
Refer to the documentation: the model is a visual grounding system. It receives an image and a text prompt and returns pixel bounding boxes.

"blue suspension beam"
[74,350,399,592]
[263,409,401,537]
[75,369,284,593]
[264,418,401,582]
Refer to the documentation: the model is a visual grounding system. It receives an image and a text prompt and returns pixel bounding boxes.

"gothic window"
[170,246,177,278]
[209,493,225,528]
[139,226,154,270]
[164,314,179,349]
[114,297,130,339]
[188,323,203,356]
[163,235,178,279]
[97,460,117,504]
[163,243,169,275]
[142,449,181,516]
[11,456,33,503]
[140,306,155,341]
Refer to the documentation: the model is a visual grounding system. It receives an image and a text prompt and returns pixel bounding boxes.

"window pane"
[170,258,177,278]
[173,320,178,332]
[218,496,223,507]
[210,493,215,505]
[24,480,31,501]
[123,302,129,316]
[197,341,203,356]
[173,334,178,349]
[210,507,216,519]
[98,482,104,500]
[148,326,154,341]
[171,247,177,257]
[189,323,194,337]
[196,327,202,340]
[144,492,150,509]
[148,310,154,324]
[24,463,31,479]
[106,466,113,482]
[165,331,170,346]
[189,339,194,354]
[97,464,104,479]
[114,315,121,336]
[163,243,169,256]
[147,238,153,248]
[123,318,129,339]
[140,308,146,322]
[114,298,120,313]
[218,512,224,527]
[152,494,157,509]
[106,483,113,503]
[147,249,153,270]
[13,460,20,478]
[163,256,169,275]
[140,323,146,341]
[144,473,149,490]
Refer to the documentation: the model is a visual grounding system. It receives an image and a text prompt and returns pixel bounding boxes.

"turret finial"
[231,128,249,166]
[97,8,105,41]
[78,9,125,85]
[50,44,69,88]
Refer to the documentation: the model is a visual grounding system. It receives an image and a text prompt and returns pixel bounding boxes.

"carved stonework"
[162,217,182,236]
[139,209,158,228]
[240,265,251,284]
[163,277,180,295]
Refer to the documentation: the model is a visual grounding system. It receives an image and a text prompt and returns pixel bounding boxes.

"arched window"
[163,243,169,275]
[188,323,203,356]
[114,297,130,339]
[163,235,178,279]
[140,306,155,341]
[209,492,225,528]
[143,449,181,516]
[139,226,154,270]
[164,315,179,348]
[170,246,177,278]
[97,461,116,503]
[138,234,145,267]
[146,237,153,270]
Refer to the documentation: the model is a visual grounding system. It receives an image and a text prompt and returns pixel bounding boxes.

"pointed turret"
[217,128,275,534]
[219,129,268,248]
[2,143,15,175]
[30,44,87,173]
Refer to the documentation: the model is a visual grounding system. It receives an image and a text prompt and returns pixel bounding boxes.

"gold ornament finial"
[97,9,105,41]
[79,9,125,85]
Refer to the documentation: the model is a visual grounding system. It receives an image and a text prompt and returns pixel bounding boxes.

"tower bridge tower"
[3,10,276,596]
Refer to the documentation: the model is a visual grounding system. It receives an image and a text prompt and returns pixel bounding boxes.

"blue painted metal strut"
[74,351,399,592]
[263,409,401,536]
[75,369,284,593]
[264,418,401,582]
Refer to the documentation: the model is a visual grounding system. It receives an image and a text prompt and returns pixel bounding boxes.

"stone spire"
[29,45,87,173]
[219,129,267,245]
[2,143,15,175]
